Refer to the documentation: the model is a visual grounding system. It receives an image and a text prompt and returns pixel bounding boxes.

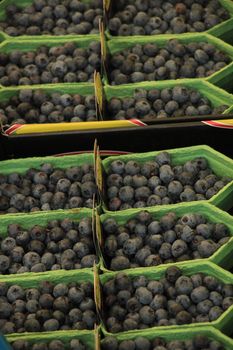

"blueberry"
[197,299,213,314]
[191,286,209,303]
[176,310,192,324]
[171,239,188,258]
[135,287,153,305]
[139,305,155,325]
[222,284,233,297]
[197,240,217,258]
[1,237,16,253]
[175,276,193,295]
[191,274,203,288]
[180,225,195,243]
[119,186,134,202]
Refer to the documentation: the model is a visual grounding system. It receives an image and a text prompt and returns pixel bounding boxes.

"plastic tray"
[0,0,101,41]
[0,268,98,336]
[100,260,233,336]
[0,208,99,277]
[102,79,233,121]
[0,36,100,88]
[105,0,233,41]
[100,145,233,212]
[104,33,233,87]
[0,152,98,213]
[97,202,233,272]
[0,83,100,133]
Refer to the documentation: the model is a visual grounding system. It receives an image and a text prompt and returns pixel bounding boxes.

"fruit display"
[0,89,97,125]
[107,86,228,120]
[102,334,224,350]
[0,0,103,36]
[0,0,232,348]
[102,210,230,270]
[107,0,230,36]
[0,216,98,274]
[0,277,97,334]
[102,266,233,333]
[104,151,231,211]
[0,160,97,213]
[0,41,101,87]
[108,40,231,85]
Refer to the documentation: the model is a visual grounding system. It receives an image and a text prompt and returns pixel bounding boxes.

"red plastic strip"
[4,124,23,135]
[202,120,233,129]
[130,119,147,127]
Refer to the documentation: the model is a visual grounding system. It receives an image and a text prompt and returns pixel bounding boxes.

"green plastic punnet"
[0,152,98,212]
[0,36,100,88]
[0,269,98,336]
[101,326,233,350]
[101,145,233,212]
[104,33,233,86]
[100,260,233,336]
[7,329,96,349]
[0,83,97,126]
[105,0,233,42]
[0,208,100,277]
[0,0,101,41]
[103,79,233,120]
[98,202,233,273]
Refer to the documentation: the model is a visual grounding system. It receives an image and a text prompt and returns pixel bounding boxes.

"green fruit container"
[97,202,233,273]
[0,0,101,41]
[99,145,233,212]
[0,83,99,131]
[0,268,99,336]
[7,329,97,349]
[0,208,100,276]
[103,33,233,87]
[0,152,98,213]
[100,325,233,350]
[102,79,233,121]
[104,0,233,42]
[0,36,100,88]
[99,260,233,336]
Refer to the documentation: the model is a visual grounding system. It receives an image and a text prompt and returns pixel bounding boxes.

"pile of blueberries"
[0,89,96,125]
[0,217,98,274]
[103,266,233,333]
[0,41,101,87]
[103,211,230,271]
[1,0,103,36]
[105,152,231,211]
[108,87,228,120]
[0,162,97,214]
[11,338,87,350]
[108,0,230,36]
[102,335,224,350]
[0,279,97,334]
[109,40,231,85]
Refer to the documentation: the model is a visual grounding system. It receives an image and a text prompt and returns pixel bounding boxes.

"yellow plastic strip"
[6,120,147,135]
